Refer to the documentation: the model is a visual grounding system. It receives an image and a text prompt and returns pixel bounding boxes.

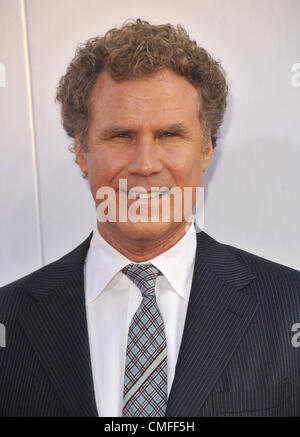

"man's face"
[75,68,212,248]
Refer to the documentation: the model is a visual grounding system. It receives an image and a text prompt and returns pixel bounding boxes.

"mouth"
[118,189,169,199]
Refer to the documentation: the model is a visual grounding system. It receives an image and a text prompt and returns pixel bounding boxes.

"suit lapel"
[166,231,260,417]
[18,233,98,417]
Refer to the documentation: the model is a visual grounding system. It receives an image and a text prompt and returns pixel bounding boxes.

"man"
[0,19,299,417]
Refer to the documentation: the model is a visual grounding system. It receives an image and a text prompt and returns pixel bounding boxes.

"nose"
[127,135,163,176]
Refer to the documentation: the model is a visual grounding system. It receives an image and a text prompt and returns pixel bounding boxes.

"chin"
[111,220,178,242]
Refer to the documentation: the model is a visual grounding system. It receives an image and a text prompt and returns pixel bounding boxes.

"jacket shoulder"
[0,232,93,315]
[223,243,300,282]
[220,242,300,306]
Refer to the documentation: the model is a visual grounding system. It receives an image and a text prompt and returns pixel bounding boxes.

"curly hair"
[56,19,228,153]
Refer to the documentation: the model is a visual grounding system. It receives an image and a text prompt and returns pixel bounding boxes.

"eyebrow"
[98,123,191,139]
[98,126,134,139]
[156,123,191,137]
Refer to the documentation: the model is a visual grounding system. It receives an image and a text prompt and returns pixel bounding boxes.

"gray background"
[0,0,299,287]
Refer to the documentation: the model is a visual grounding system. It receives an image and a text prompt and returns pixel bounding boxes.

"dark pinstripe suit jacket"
[1,230,300,417]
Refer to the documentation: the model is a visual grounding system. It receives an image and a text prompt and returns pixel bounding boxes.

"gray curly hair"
[56,18,228,154]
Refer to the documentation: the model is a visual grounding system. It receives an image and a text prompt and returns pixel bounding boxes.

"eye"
[114,133,129,138]
[162,131,176,137]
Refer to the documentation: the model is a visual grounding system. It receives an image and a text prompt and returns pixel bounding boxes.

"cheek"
[87,151,125,193]
[88,158,106,188]
[167,151,203,186]
[88,151,121,178]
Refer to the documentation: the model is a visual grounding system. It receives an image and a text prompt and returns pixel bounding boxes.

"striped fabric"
[121,264,168,417]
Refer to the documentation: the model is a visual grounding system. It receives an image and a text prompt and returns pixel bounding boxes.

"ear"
[202,137,213,172]
[74,132,88,175]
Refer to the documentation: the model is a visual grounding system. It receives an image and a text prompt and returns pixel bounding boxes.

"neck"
[97,222,192,262]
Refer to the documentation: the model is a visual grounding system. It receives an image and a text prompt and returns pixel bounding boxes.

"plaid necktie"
[121,263,168,417]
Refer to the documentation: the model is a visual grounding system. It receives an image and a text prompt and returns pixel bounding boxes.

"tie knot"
[122,263,162,298]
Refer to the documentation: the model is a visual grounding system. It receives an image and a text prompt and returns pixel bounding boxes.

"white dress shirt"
[84,221,197,417]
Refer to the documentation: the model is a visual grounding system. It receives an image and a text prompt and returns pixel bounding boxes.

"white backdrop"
[0,0,299,287]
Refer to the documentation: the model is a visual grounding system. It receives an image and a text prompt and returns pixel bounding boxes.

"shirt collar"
[85,221,197,304]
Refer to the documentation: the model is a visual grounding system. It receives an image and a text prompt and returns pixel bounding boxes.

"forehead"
[88,68,200,124]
